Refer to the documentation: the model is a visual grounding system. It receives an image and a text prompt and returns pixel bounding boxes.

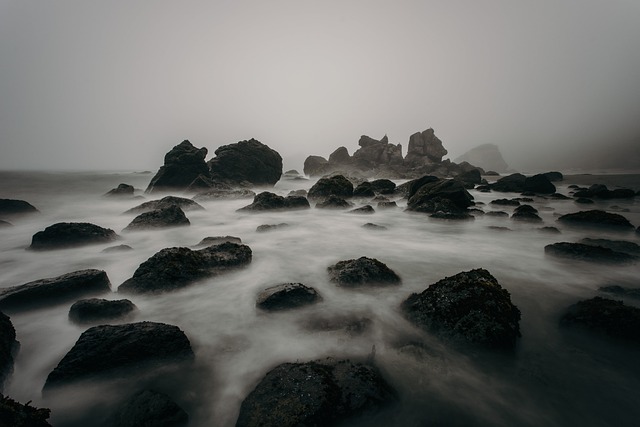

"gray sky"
[1,0,639,172]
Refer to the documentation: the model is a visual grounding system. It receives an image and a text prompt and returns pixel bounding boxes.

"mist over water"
[1,170,640,426]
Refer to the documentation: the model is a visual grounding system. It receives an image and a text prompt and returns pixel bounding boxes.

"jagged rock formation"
[404,129,447,166]
[454,144,509,173]
[146,140,210,194]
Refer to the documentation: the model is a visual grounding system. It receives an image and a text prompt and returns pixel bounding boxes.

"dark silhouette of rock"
[430,210,475,221]
[0,199,39,217]
[348,205,375,214]
[543,171,564,182]
[353,182,375,197]
[580,238,640,255]
[491,173,526,192]
[560,297,640,343]
[352,135,403,169]
[406,179,474,213]
[124,196,204,215]
[256,223,290,232]
[599,285,640,300]
[523,174,556,194]
[303,155,330,177]
[377,201,397,209]
[575,197,594,204]
[401,269,521,350]
[237,192,310,211]
[104,183,135,198]
[557,210,634,229]
[453,144,509,173]
[102,244,134,253]
[123,205,190,232]
[146,140,210,193]
[328,146,352,164]
[43,322,194,390]
[550,193,571,200]
[573,184,636,200]
[404,128,447,166]
[370,179,396,194]
[362,223,388,230]
[491,198,520,206]
[458,169,482,185]
[288,189,307,197]
[118,243,252,294]
[539,226,561,234]
[192,186,256,201]
[208,138,282,186]
[110,389,189,427]
[29,222,118,251]
[399,175,440,198]
[256,283,321,311]
[235,358,396,427]
[0,270,111,312]
[486,211,509,217]
[194,236,242,248]
[0,312,17,392]
[315,195,353,209]
[512,204,542,222]
[68,298,137,324]
[544,242,637,263]
[0,394,52,427]
[308,175,354,199]
[328,257,400,287]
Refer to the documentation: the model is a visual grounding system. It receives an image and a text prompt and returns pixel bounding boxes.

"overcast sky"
[1,0,639,172]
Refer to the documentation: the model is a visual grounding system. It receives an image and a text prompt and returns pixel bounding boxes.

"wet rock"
[401,269,521,350]
[395,175,439,198]
[43,322,194,390]
[192,186,256,201]
[542,171,563,182]
[104,183,135,198]
[485,211,509,217]
[511,205,542,222]
[328,257,401,287]
[458,169,482,185]
[362,223,388,230]
[404,128,447,166]
[377,201,398,209]
[491,173,526,192]
[557,210,634,229]
[575,197,594,204]
[29,222,118,251]
[208,138,282,186]
[539,226,561,234]
[328,146,352,165]
[406,179,474,213]
[303,155,330,177]
[550,193,571,200]
[0,394,52,427]
[353,182,375,197]
[124,196,204,215]
[487,226,512,232]
[315,195,353,209]
[118,243,252,294]
[0,269,111,312]
[580,238,640,255]
[146,140,210,193]
[237,192,310,211]
[0,199,39,217]
[0,312,17,392]
[256,223,290,232]
[430,210,475,220]
[284,169,301,176]
[573,185,636,200]
[523,174,556,194]
[256,283,321,311]
[123,205,190,232]
[308,175,354,199]
[349,205,375,214]
[370,179,396,194]
[352,135,403,169]
[235,358,396,427]
[102,244,134,253]
[194,236,242,248]
[68,298,137,324]
[490,198,520,206]
[599,285,640,300]
[110,389,189,427]
[560,297,640,343]
[544,242,637,264]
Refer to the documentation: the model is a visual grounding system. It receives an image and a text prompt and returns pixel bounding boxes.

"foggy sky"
[1,0,639,173]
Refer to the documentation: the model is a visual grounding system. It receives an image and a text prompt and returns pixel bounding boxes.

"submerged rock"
[193,187,256,201]
[0,394,52,427]
[377,201,398,209]
[146,140,210,194]
[560,297,640,343]
[348,205,375,214]
[110,389,189,427]
[362,223,388,230]
[194,236,242,248]
[490,199,520,206]
[599,285,640,300]
[328,257,401,287]
[68,298,137,324]
[256,283,321,311]
[29,222,118,251]
[511,204,542,222]
[208,138,283,186]
[579,238,640,255]
[406,179,474,213]
[0,199,39,217]
[123,205,190,232]
[256,223,290,232]
[557,210,634,229]
[308,175,354,199]
[544,242,637,264]
[315,195,353,209]
[235,358,396,427]
[124,196,204,215]
[237,192,310,211]
[43,322,194,390]
[401,269,521,350]
[0,312,17,392]
[102,244,134,253]
[104,183,135,198]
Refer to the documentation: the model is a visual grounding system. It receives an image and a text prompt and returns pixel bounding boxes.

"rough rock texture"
[256,223,289,232]
[123,205,190,232]
[557,210,634,229]
[370,179,396,194]
[0,394,52,427]
[573,184,636,200]
[401,269,521,350]
[0,270,111,312]
[146,140,210,193]
[43,322,194,390]
[328,146,352,165]
[237,192,310,211]
[377,201,397,209]
[303,155,329,177]
[29,222,118,250]
[599,285,640,300]
[544,242,637,264]
[119,243,252,294]
[511,204,542,222]
[580,238,640,255]
[315,196,353,209]
[194,236,242,248]
[491,173,526,192]
[308,175,354,199]
[192,186,256,201]
[328,257,401,287]
[0,199,39,216]
[208,138,282,186]
[111,389,189,427]
[124,196,204,215]
[104,183,135,198]
[0,312,17,392]
[404,128,447,167]
[68,298,137,324]
[458,169,482,185]
[353,182,376,198]
[561,297,640,343]
[352,135,403,169]
[235,358,396,427]
[406,179,474,213]
[453,144,509,173]
[256,283,321,311]
[397,175,440,198]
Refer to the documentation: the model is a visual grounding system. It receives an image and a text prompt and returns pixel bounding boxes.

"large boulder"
[118,242,252,294]
[353,182,375,197]
[0,270,111,312]
[110,389,189,427]
[303,155,329,177]
[453,144,509,173]
[523,174,556,194]
[104,184,135,198]
[0,199,39,217]
[352,135,403,169]
[406,179,474,213]
[580,238,640,255]
[404,128,447,166]
[315,195,353,209]
[256,283,321,311]
[29,222,118,250]
[123,205,190,232]
[43,322,194,390]
[68,298,137,325]
[491,173,526,192]
[561,297,640,343]
[124,196,204,215]
[0,312,17,392]
[208,138,282,186]
[370,179,396,194]
[544,242,637,264]
[327,257,401,287]
[557,210,634,230]
[511,205,542,222]
[328,146,352,165]
[401,269,521,350]
[0,395,52,427]
[237,192,310,211]
[146,140,210,194]
[235,358,396,427]
[308,175,354,199]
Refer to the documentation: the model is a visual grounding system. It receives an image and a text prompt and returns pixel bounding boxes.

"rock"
[303,155,329,177]
[284,169,301,176]
[0,394,52,427]
[146,140,210,193]
[352,135,403,169]
[256,283,321,311]
[544,242,637,264]
[523,174,556,194]
[362,223,388,230]
[491,173,526,192]
[370,179,396,194]
[573,185,636,200]
[0,220,12,228]
[124,196,204,215]
[560,297,640,343]
[404,128,447,166]
[308,175,354,199]
[353,182,375,197]
[328,257,401,287]
[575,197,594,204]
[29,222,118,251]
[557,210,634,229]
[104,183,135,198]
[0,312,17,392]
[192,187,256,201]
[68,298,137,324]
[315,195,353,209]
[539,226,561,234]
[401,269,521,350]
[287,189,307,197]
[123,205,190,232]
[118,243,252,294]
[395,175,439,198]
[102,244,134,253]
[485,211,509,217]
[377,201,397,209]
[194,236,242,248]
[599,285,640,300]
[542,171,563,182]
[0,270,111,312]
[348,205,375,214]
[487,226,512,232]
[235,358,396,427]
[580,238,640,255]
[453,144,509,173]
[237,192,310,211]
[458,169,482,185]
[430,210,475,221]
[256,223,290,232]
[550,193,571,200]
[0,199,39,217]
[43,322,194,390]
[110,389,189,427]
[406,179,474,213]
[208,138,282,186]
[328,146,352,164]
[491,199,520,206]
[511,204,542,222]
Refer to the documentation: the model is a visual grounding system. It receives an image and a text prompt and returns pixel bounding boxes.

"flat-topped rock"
[68,298,137,324]
[308,175,354,199]
[124,196,204,215]
[29,222,118,250]
[328,257,401,287]
[208,138,283,186]
[123,205,190,232]
[237,192,310,211]
[256,283,321,311]
[557,210,634,229]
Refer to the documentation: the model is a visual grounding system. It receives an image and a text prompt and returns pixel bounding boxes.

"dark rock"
[575,197,594,204]
[287,189,307,197]
[348,205,375,214]
[68,298,137,324]
[111,389,188,427]
[544,242,637,264]
[371,195,389,202]
[104,183,135,198]
[352,135,403,169]
[308,175,354,199]
[328,257,400,287]
[491,199,520,206]
[401,269,521,350]
[124,196,204,215]
[0,199,39,217]
[580,238,640,255]
[328,146,352,164]
[487,226,512,232]
[43,322,194,390]
[611,188,636,199]
[572,185,636,200]
[123,205,190,232]
[353,182,375,197]
[192,187,256,201]
[315,196,353,209]
[560,297,640,343]
[395,175,439,198]
[0,220,12,228]
[491,173,526,192]
[557,210,634,229]
[256,223,290,233]
[118,243,252,294]
[238,192,310,211]
[404,128,447,166]
[362,223,388,230]
[458,169,482,185]
[469,208,485,216]
[284,169,301,176]
[512,204,542,222]
[430,211,475,220]
[485,211,509,217]
[29,222,117,251]
[303,155,329,177]
[235,358,396,427]
[256,283,321,311]
[0,270,111,312]
[542,171,564,182]
[370,179,396,194]
[523,174,556,194]
[0,394,52,427]
[539,226,561,234]
[599,285,640,300]
[146,140,210,193]
[406,179,474,213]
[208,138,282,186]
[550,193,571,200]
[453,144,509,173]
[102,244,134,253]
[194,236,242,248]
[0,312,17,392]
[377,201,398,209]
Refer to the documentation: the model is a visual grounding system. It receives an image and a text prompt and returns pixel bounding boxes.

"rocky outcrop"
[118,242,252,294]
[0,199,39,217]
[110,389,189,427]
[580,238,640,255]
[235,358,396,427]
[256,283,321,311]
[315,196,353,209]
[523,174,556,194]
[303,155,330,177]
[124,196,204,215]
[543,171,563,182]
[599,285,640,300]
[353,182,375,197]
[29,222,118,250]
[491,173,526,192]
[308,175,354,199]
[68,298,137,324]
[406,178,474,214]
[237,192,310,211]
[104,184,134,198]
[208,138,282,186]
[0,270,111,312]
[401,269,521,350]
[557,210,634,229]
[561,297,640,343]
[0,394,52,427]
[511,205,542,222]
[454,144,509,173]
[43,322,194,390]
[256,223,290,232]
[123,205,190,232]
[544,242,637,264]
[572,184,636,200]
[0,312,17,392]
[328,257,401,287]
[370,179,396,194]
[404,128,447,167]
[352,135,403,170]
[328,147,351,165]
[194,236,242,248]
[146,140,210,194]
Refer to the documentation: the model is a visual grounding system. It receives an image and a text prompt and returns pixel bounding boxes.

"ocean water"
[1,170,640,427]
